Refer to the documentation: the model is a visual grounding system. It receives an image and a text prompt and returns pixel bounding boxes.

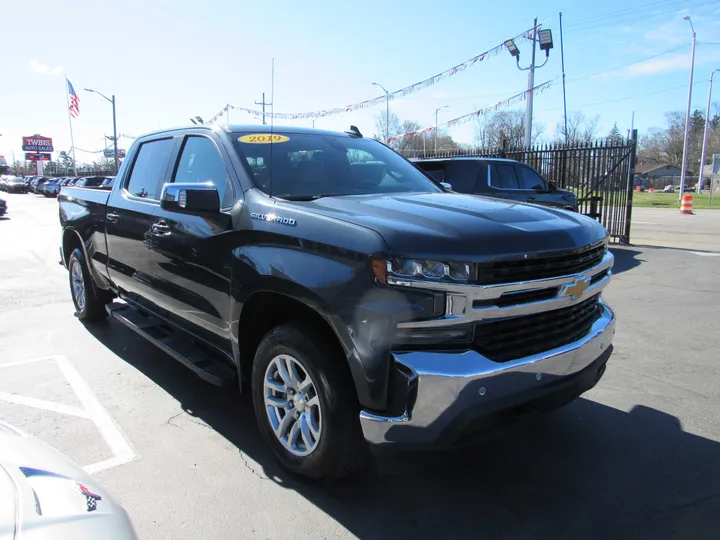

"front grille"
[474,296,602,362]
[475,241,607,285]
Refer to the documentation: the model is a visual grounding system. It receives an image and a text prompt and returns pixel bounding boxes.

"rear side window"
[126,138,175,200]
[445,161,482,193]
[174,136,234,207]
[490,163,520,189]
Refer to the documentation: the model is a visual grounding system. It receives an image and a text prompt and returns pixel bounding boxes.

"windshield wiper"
[277,193,345,201]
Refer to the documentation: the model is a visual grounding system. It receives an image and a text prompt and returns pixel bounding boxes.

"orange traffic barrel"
[636,185,642,192]
[649,187,655,193]
[680,193,693,214]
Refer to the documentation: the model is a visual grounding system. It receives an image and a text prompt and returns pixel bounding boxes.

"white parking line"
[689,251,720,257]
[0,355,137,474]
[0,391,90,418]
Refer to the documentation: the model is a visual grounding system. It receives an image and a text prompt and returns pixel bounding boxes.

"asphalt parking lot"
[1,191,719,540]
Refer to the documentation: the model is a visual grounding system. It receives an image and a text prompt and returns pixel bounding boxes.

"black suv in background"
[413,157,578,211]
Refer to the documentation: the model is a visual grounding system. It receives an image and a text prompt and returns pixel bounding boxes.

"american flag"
[67,78,80,118]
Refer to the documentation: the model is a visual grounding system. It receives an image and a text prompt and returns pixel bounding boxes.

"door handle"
[151,220,171,234]
[106,212,120,223]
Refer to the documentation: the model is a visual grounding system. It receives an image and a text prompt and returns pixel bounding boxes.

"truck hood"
[303,192,606,259]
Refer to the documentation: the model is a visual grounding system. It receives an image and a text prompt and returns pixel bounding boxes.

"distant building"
[635,162,682,179]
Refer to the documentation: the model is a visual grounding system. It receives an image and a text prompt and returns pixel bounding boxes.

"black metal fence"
[402,131,638,244]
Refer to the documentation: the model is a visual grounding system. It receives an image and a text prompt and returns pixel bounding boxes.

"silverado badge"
[559,276,591,300]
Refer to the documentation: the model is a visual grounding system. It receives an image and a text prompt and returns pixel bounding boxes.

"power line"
[566,45,688,83]
[561,0,696,29]
[536,81,704,112]
[556,0,720,34]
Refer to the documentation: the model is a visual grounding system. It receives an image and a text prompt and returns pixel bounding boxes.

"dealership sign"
[103,148,126,158]
[25,153,51,161]
[22,134,54,153]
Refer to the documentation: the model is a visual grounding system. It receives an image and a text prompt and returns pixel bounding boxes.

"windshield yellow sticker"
[238,134,290,144]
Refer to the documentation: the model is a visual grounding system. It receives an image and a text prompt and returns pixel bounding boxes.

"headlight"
[387,258,472,283]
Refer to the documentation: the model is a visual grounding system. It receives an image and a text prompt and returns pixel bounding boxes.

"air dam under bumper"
[360,299,615,447]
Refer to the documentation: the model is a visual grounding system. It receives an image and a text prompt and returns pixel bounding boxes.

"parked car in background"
[74,176,107,188]
[0,176,9,191]
[31,177,48,193]
[24,177,36,190]
[0,420,138,539]
[412,157,579,211]
[0,197,6,216]
[99,176,116,190]
[5,176,28,193]
[43,178,65,197]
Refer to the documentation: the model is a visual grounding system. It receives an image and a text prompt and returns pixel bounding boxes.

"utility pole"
[679,16,696,201]
[697,69,719,195]
[524,18,538,149]
[255,93,272,125]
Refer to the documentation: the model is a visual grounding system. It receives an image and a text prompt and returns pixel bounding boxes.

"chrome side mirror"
[160,182,219,214]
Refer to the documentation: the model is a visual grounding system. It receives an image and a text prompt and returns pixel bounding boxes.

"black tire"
[251,323,367,481]
[68,248,111,321]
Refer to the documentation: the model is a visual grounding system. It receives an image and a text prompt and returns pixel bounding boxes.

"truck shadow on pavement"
[609,247,644,275]
[84,320,720,540]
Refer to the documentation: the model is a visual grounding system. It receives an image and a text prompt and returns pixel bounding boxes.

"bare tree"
[555,112,599,145]
[373,111,403,144]
[473,109,543,148]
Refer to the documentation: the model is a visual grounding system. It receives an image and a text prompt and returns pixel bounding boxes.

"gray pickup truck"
[59,124,615,480]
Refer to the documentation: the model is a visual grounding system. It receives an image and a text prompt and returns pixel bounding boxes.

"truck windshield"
[232,132,441,200]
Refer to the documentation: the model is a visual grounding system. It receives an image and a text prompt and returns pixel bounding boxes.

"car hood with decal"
[0,420,137,539]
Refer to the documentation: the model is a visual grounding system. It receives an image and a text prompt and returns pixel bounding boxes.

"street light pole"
[84,88,119,174]
[679,16,696,201]
[372,82,390,142]
[504,19,553,149]
[698,69,719,195]
[525,18,538,150]
[111,95,118,174]
[435,105,449,153]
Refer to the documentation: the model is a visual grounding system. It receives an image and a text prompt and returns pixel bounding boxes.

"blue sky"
[2,0,720,165]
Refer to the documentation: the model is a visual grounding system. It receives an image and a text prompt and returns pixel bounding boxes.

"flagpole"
[65,75,78,176]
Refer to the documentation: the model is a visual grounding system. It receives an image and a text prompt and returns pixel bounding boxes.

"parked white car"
[0,420,137,539]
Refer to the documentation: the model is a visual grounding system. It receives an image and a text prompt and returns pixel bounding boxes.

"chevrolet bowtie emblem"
[559,276,591,300]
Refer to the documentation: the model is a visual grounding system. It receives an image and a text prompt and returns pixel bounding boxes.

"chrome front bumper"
[360,300,615,446]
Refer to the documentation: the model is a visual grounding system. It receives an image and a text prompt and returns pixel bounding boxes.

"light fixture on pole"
[504,19,553,148]
[85,88,119,174]
[435,105,449,153]
[678,16,696,201]
[372,82,390,143]
[698,69,719,195]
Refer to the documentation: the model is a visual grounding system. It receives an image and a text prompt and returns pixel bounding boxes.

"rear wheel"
[251,323,367,481]
[68,248,111,321]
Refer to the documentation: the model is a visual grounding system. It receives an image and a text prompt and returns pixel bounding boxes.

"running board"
[106,303,237,387]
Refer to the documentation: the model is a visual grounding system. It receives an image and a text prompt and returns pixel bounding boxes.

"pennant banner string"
[387,79,554,143]
[206,27,536,123]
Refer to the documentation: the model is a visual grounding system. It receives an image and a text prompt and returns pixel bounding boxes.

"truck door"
[147,133,237,344]
[105,136,177,305]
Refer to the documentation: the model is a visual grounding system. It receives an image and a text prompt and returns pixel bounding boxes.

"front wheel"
[251,323,366,481]
[68,248,111,321]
